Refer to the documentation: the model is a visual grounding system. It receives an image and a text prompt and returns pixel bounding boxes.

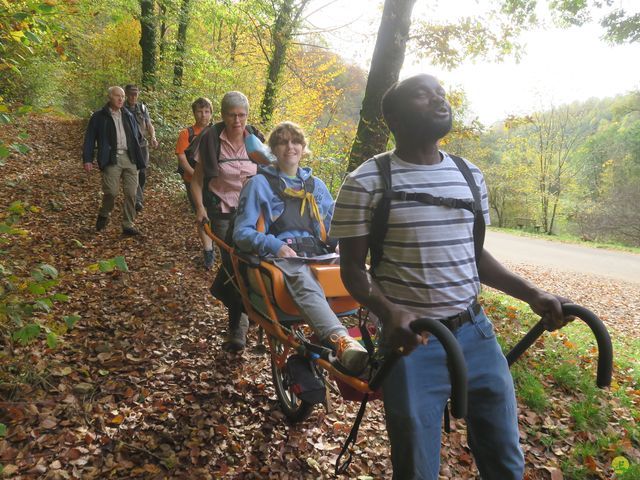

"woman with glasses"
[190,91,271,352]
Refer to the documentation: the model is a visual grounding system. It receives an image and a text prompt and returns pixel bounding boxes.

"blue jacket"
[233,165,335,257]
[82,104,145,170]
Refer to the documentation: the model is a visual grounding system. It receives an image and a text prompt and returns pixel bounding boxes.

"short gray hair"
[108,86,124,97]
[220,91,249,115]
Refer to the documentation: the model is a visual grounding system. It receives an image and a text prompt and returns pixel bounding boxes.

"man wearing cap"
[124,84,158,212]
[82,86,145,236]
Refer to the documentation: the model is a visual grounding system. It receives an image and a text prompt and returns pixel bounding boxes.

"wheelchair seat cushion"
[247,261,358,317]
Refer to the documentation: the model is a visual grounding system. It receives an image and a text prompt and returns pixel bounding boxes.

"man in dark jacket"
[82,86,145,236]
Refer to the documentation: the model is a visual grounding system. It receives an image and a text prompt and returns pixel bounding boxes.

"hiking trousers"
[382,306,524,480]
[135,145,149,206]
[209,215,246,332]
[99,152,138,229]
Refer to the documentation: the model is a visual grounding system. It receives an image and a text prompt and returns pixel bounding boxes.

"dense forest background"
[1,0,639,246]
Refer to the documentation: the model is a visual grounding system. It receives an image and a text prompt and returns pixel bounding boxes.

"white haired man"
[82,86,145,235]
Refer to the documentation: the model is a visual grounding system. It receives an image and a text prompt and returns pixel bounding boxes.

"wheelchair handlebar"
[368,318,468,419]
[505,304,613,388]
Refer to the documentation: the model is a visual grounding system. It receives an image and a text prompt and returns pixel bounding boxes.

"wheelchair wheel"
[270,337,313,422]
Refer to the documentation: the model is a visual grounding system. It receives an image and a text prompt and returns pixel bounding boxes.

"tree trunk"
[173,0,190,86]
[259,0,296,126]
[159,1,168,61]
[229,22,239,64]
[347,0,417,172]
[139,0,157,88]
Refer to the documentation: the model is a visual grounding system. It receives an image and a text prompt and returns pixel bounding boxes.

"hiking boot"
[135,202,143,213]
[96,215,109,231]
[224,315,249,352]
[122,226,141,236]
[203,249,215,270]
[330,334,368,374]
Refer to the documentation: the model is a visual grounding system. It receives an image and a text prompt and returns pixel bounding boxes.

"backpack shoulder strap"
[369,153,393,273]
[262,172,314,199]
[374,153,392,192]
[187,126,196,143]
[449,154,485,266]
[449,155,480,212]
[259,170,283,198]
[304,175,315,193]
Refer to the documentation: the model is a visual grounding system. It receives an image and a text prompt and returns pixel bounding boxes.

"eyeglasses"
[224,112,247,120]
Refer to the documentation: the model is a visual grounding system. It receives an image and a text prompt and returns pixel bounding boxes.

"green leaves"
[13,323,42,345]
[10,143,30,155]
[8,201,25,217]
[36,3,56,14]
[38,264,58,279]
[97,256,129,273]
[1,200,78,349]
[63,315,80,330]
[46,331,58,348]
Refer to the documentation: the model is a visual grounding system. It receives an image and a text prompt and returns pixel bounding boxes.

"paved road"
[484,230,640,284]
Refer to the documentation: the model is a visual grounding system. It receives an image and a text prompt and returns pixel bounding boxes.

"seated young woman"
[233,121,368,373]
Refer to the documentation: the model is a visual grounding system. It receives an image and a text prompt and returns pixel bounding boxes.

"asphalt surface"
[484,230,640,284]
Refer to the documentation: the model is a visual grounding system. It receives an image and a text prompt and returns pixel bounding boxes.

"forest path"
[0,116,637,479]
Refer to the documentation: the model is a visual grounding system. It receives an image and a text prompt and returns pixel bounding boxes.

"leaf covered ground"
[0,116,639,479]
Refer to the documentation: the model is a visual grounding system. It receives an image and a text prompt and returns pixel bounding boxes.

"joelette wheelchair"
[203,223,613,475]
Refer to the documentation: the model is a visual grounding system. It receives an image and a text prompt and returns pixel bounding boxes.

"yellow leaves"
[9,30,25,41]
[306,457,322,473]
[108,414,124,425]
[10,227,29,236]
[85,263,100,273]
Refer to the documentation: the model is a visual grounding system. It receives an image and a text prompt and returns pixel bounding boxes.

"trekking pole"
[506,303,613,388]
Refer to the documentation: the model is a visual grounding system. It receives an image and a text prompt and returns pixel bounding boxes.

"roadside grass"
[488,226,640,255]
[481,291,640,477]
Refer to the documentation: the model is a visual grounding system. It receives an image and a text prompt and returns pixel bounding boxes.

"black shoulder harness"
[369,153,486,272]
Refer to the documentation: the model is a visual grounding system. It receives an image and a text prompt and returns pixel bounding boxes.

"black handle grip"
[506,304,613,388]
[368,318,468,419]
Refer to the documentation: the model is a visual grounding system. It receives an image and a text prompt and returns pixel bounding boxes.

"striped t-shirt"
[330,151,490,318]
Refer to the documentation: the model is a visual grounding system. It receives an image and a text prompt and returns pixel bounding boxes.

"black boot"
[224,313,249,352]
[96,215,109,231]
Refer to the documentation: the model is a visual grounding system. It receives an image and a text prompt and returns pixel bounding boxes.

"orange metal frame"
[204,223,374,394]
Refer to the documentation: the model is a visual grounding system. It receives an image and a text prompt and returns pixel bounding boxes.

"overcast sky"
[306,0,640,124]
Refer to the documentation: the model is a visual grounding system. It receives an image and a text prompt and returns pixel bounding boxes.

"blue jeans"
[382,306,524,480]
